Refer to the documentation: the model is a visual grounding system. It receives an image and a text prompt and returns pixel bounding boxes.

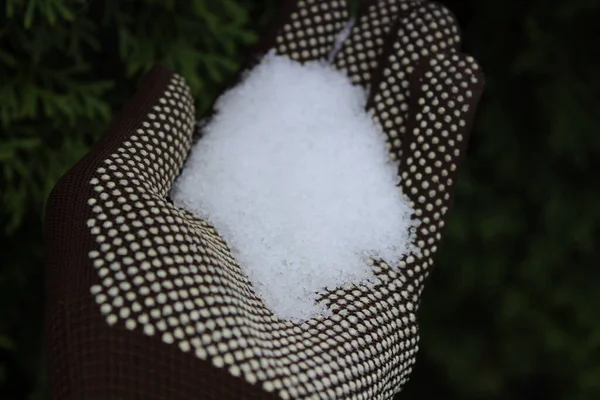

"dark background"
[1,0,599,399]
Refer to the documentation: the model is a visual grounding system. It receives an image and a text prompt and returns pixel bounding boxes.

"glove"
[45,0,484,399]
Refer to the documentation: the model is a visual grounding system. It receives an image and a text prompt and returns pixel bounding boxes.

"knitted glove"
[45,1,484,399]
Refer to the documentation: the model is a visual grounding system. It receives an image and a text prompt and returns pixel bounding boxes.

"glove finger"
[398,52,485,291]
[367,1,462,163]
[333,0,421,87]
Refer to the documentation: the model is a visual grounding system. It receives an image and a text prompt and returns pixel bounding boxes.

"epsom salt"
[171,53,416,322]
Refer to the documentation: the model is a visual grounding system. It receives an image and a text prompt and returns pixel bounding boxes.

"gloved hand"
[45,1,484,399]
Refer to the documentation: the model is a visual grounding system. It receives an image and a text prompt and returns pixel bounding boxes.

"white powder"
[327,18,355,63]
[171,54,416,322]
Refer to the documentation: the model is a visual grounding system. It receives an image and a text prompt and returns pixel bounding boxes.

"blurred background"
[0,0,598,399]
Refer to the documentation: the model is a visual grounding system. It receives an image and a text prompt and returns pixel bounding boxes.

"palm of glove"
[45,1,484,399]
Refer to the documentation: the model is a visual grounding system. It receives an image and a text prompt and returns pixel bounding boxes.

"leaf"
[0,335,15,351]
[24,0,36,29]
[0,50,17,67]
[43,0,57,25]
[54,0,76,22]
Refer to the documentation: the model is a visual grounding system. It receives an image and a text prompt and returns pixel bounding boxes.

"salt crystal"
[171,53,416,322]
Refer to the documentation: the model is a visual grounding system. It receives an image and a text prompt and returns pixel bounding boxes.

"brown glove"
[45,1,484,399]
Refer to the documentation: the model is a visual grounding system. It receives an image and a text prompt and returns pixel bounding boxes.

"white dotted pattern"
[370,1,461,162]
[274,0,349,63]
[397,53,482,290]
[334,0,414,85]
[86,72,421,399]
[84,3,483,399]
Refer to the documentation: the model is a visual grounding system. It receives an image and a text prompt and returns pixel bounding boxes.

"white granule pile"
[171,53,416,322]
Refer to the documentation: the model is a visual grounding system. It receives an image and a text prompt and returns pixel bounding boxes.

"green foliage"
[0,0,273,398]
[0,0,598,399]
[0,0,265,235]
